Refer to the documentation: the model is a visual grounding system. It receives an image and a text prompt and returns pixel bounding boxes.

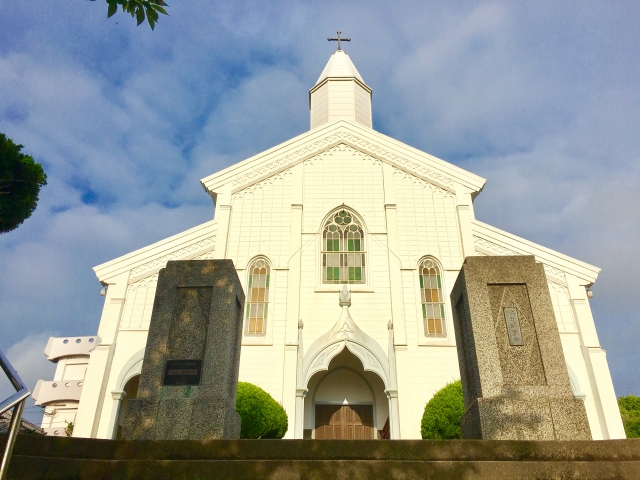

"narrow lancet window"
[419,258,446,337]
[322,208,366,284]
[246,259,269,335]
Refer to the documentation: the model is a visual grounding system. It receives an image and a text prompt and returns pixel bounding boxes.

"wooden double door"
[314,404,374,439]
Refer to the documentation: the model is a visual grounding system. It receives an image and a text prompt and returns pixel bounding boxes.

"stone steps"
[3,434,640,479]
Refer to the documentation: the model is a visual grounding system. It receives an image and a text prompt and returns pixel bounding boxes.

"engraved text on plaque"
[504,307,524,346]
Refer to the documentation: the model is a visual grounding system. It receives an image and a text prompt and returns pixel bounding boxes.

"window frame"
[320,207,367,286]
[242,256,274,345]
[415,256,453,345]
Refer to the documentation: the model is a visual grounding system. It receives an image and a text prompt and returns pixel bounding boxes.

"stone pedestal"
[123,260,244,440]
[450,256,591,440]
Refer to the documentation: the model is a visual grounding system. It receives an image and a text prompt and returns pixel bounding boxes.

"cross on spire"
[328,31,351,51]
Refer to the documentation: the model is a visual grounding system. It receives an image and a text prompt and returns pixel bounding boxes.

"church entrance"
[304,348,388,439]
[314,404,373,439]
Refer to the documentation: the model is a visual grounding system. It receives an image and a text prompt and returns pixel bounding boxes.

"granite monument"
[450,255,592,440]
[122,259,244,440]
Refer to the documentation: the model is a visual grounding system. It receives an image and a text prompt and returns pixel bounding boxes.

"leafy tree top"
[106,0,169,30]
[0,133,47,234]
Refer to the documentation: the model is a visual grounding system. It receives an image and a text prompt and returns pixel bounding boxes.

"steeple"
[309,48,372,129]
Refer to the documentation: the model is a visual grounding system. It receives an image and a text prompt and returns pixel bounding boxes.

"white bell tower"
[309,42,372,129]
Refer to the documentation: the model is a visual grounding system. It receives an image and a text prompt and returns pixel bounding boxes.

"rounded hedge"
[618,394,640,438]
[236,382,288,439]
[421,380,465,439]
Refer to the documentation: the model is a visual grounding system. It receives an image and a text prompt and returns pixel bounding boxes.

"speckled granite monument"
[451,255,591,440]
[122,260,244,440]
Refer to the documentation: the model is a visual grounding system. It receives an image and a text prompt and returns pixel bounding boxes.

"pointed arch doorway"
[304,348,388,439]
[294,286,400,439]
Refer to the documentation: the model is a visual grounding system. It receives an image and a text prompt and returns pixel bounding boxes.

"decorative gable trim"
[232,169,293,200]
[128,236,216,283]
[94,220,218,283]
[472,221,599,284]
[393,167,455,197]
[226,130,457,193]
[473,236,519,256]
[474,235,568,285]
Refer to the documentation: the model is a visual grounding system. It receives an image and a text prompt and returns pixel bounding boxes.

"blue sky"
[0,1,638,422]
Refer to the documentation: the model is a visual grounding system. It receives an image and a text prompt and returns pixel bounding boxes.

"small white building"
[33,336,97,436]
[40,48,625,440]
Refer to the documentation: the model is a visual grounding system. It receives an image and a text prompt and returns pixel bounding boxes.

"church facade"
[44,49,624,440]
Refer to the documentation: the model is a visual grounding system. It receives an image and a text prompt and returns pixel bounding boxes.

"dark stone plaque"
[163,359,202,386]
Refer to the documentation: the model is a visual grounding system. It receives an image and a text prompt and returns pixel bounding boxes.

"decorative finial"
[328,31,351,51]
[339,285,351,307]
[298,319,304,329]
[387,320,393,330]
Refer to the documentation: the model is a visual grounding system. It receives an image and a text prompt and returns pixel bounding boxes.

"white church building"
[37,47,625,440]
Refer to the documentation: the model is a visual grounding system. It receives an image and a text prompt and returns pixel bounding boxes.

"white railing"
[0,348,30,480]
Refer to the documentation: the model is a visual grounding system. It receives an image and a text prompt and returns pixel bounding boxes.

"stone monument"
[450,255,591,440]
[123,259,244,440]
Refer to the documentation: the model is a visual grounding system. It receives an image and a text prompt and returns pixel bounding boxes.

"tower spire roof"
[309,36,372,129]
[314,49,365,86]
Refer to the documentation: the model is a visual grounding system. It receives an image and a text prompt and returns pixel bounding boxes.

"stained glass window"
[322,209,366,284]
[419,259,446,337]
[246,259,269,336]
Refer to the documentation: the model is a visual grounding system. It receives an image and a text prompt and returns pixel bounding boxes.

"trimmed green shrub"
[619,394,640,438]
[236,382,288,439]
[421,380,465,439]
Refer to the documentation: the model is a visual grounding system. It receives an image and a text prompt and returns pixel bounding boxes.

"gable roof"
[200,119,486,197]
[93,219,217,283]
[472,220,600,284]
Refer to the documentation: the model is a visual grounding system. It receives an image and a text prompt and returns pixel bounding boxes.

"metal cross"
[328,31,351,51]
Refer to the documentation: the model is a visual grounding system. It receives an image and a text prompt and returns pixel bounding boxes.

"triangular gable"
[472,219,600,285]
[93,220,217,283]
[201,119,486,196]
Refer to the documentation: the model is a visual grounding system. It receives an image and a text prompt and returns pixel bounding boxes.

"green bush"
[618,394,640,438]
[421,380,465,439]
[236,382,288,439]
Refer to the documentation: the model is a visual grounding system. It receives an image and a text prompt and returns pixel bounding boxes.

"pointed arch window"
[245,259,270,336]
[322,208,366,284]
[419,258,446,337]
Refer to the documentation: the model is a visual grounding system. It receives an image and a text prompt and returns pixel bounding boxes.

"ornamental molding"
[542,263,567,284]
[232,169,292,200]
[473,236,519,256]
[230,130,455,191]
[473,236,567,284]
[392,167,454,198]
[303,143,382,167]
[127,273,159,289]
[128,237,216,283]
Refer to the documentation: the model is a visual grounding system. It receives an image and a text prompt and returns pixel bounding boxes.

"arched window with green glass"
[245,258,270,336]
[419,258,446,337]
[322,208,366,284]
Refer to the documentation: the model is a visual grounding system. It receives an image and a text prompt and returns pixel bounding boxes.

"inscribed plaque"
[163,359,202,386]
[504,307,524,346]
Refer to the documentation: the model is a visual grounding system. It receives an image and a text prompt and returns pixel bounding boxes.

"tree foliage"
[0,133,47,234]
[236,382,288,439]
[106,0,169,30]
[421,380,465,439]
[618,394,640,438]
